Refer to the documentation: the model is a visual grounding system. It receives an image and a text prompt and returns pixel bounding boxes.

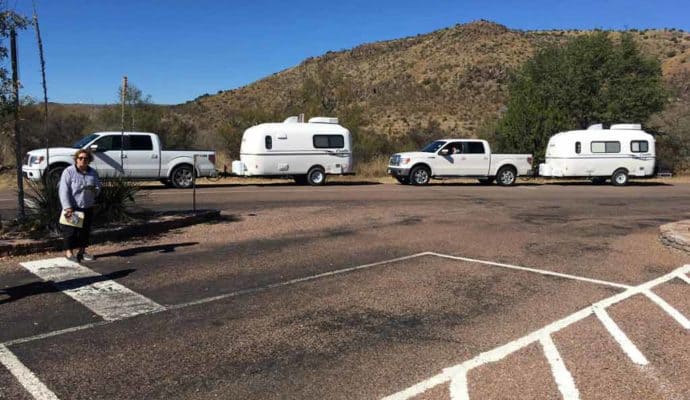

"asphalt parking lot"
[1,181,690,399]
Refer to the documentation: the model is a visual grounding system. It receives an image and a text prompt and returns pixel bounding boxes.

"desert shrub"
[93,176,142,225]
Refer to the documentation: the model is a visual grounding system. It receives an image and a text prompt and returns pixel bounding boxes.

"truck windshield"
[72,134,100,148]
[421,140,446,153]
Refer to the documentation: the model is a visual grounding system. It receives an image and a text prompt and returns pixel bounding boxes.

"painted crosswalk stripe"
[593,305,648,365]
[0,345,59,400]
[20,258,165,321]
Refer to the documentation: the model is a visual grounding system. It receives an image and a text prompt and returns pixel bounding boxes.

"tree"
[495,32,667,162]
[0,10,28,166]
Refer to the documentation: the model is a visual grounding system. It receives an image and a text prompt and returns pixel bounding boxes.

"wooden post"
[11,29,25,220]
[121,76,127,173]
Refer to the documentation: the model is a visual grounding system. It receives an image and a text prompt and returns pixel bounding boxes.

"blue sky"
[8,0,690,105]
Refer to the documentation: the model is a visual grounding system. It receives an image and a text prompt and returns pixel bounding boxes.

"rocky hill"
[176,20,690,139]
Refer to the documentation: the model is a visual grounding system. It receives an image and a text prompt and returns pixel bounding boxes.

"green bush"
[94,176,142,225]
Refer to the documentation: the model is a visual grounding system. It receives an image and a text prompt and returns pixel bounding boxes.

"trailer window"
[631,140,648,153]
[575,142,581,154]
[463,142,485,154]
[265,136,272,150]
[591,141,620,153]
[313,135,344,149]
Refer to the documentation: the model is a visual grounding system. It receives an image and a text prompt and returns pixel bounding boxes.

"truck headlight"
[30,156,45,165]
[401,158,411,165]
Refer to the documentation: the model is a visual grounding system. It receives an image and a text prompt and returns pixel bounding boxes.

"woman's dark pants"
[62,207,94,250]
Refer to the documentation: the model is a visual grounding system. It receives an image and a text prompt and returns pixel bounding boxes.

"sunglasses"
[76,157,89,160]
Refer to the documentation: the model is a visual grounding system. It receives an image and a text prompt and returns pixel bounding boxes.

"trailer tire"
[478,177,494,185]
[171,165,195,189]
[496,166,517,186]
[410,166,430,185]
[611,169,629,186]
[307,167,326,186]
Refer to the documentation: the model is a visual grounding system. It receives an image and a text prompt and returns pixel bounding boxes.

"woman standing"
[59,149,101,262]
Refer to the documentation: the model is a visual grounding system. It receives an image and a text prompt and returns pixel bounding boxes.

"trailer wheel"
[171,165,194,189]
[307,167,326,186]
[611,169,628,186]
[478,177,494,185]
[410,166,430,185]
[395,176,409,185]
[496,166,517,186]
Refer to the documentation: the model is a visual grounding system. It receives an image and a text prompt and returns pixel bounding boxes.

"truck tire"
[410,166,430,185]
[611,169,628,186]
[478,177,494,185]
[496,166,517,186]
[171,165,194,189]
[307,167,326,186]
[45,165,67,185]
[395,176,409,185]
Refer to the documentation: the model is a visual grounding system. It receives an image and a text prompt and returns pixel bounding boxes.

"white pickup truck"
[387,139,532,185]
[22,132,217,188]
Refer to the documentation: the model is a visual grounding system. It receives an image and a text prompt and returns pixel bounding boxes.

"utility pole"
[121,76,127,173]
[11,28,25,220]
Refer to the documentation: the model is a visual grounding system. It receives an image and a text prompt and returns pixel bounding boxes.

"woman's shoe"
[81,252,95,261]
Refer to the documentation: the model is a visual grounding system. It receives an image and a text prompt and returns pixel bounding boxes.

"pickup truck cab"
[387,139,532,186]
[22,132,217,188]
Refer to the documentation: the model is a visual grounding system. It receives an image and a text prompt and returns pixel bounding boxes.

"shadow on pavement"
[96,242,199,258]
[140,180,382,190]
[0,268,136,305]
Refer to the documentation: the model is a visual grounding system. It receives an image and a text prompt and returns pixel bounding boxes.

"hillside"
[176,20,690,139]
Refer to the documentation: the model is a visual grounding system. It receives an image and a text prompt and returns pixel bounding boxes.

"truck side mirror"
[89,144,99,152]
[439,148,449,156]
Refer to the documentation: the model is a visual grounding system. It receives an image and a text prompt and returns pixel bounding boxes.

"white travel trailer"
[538,124,656,185]
[231,116,354,185]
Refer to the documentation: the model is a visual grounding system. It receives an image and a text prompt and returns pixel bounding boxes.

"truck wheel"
[410,166,430,185]
[45,165,66,185]
[307,167,326,186]
[611,169,628,186]
[171,165,194,189]
[395,176,409,185]
[496,166,517,186]
[478,177,494,185]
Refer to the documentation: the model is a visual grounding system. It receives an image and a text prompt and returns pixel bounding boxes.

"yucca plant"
[23,178,62,235]
[94,176,143,225]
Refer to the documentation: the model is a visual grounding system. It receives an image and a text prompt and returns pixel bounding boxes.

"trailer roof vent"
[610,123,642,130]
[308,117,338,124]
[587,124,603,130]
[283,116,299,123]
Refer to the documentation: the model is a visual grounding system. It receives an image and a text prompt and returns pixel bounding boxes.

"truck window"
[313,135,344,149]
[575,142,581,154]
[126,135,153,151]
[591,141,620,153]
[93,135,122,151]
[265,136,272,150]
[421,141,445,153]
[631,140,648,153]
[463,142,485,154]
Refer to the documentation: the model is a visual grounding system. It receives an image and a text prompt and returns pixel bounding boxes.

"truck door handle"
[151,154,158,159]
[121,154,127,159]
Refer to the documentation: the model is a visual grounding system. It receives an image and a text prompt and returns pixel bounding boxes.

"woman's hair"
[73,149,93,163]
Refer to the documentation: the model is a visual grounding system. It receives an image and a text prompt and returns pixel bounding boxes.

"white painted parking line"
[593,306,648,365]
[447,365,469,400]
[20,258,165,321]
[384,264,690,400]
[429,252,632,289]
[643,290,690,329]
[540,334,580,400]
[0,345,59,400]
[677,273,690,285]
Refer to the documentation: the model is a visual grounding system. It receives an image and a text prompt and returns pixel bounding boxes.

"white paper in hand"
[59,210,85,228]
